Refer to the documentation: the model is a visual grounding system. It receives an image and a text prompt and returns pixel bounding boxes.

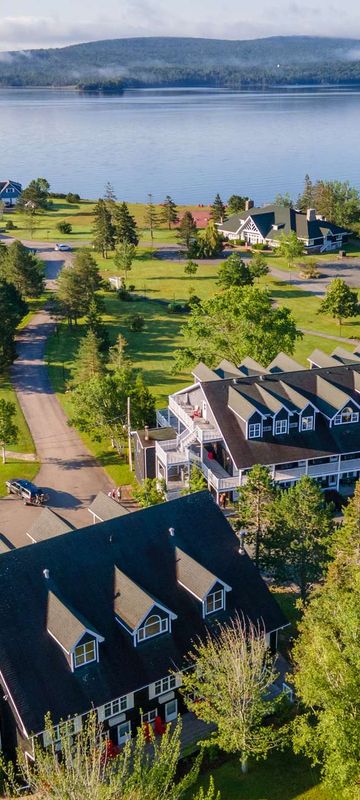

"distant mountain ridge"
[1,36,360,88]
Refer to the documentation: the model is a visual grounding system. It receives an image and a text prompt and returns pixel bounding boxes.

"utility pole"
[127,395,133,471]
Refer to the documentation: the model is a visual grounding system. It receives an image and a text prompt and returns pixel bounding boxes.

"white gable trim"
[0,670,29,739]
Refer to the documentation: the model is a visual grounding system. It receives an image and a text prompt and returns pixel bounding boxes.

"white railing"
[274,456,360,484]
[169,397,195,430]
[156,409,169,428]
[155,440,188,467]
[340,457,360,474]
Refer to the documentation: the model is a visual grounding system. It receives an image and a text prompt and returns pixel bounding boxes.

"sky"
[0,0,359,51]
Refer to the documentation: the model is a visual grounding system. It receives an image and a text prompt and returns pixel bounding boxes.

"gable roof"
[27,507,74,543]
[218,204,349,241]
[114,567,175,632]
[47,591,102,654]
[267,352,305,374]
[175,546,230,600]
[0,492,286,734]
[88,491,129,522]
[192,362,221,382]
[215,359,244,379]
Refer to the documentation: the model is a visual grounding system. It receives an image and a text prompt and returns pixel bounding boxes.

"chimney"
[307,208,316,222]
[144,425,149,442]
[245,199,254,211]
[43,568,50,580]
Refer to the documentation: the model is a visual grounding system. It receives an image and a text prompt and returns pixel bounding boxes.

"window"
[334,408,359,425]
[165,699,178,722]
[154,675,176,697]
[74,639,96,668]
[137,614,168,642]
[248,423,261,439]
[117,720,131,745]
[104,695,128,719]
[275,419,287,435]
[301,416,313,432]
[205,588,224,615]
[53,719,76,743]
[141,708,157,724]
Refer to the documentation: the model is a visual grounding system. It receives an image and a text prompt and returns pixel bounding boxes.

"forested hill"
[2,35,360,88]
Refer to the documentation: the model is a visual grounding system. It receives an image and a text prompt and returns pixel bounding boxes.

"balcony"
[191,454,240,493]
[156,409,169,428]
[168,396,221,443]
[155,439,188,467]
[274,456,360,484]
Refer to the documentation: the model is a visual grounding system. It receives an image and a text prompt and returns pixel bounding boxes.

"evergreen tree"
[319,277,360,332]
[297,174,314,211]
[92,198,115,258]
[57,264,85,326]
[73,248,103,309]
[0,281,27,370]
[274,192,293,207]
[130,372,156,429]
[210,193,225,223]
[0,240,44,297]
[249,252,269,281]
[160,195,179,229]
[103,181,117,204]
[217,254,253,289]
[227,195,248,214]
[113,240,136,285]
[85,297,109,351]
[0,399,18,463]
[236,464,276,567]
[144,193,159,244]
[113,201,139,246]
[292,485,360,798]
[264,475,333,600]
[108,334,130,371]
[74,329,105,384]
[177,211,197,250]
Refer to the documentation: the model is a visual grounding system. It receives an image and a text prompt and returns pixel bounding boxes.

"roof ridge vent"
[43,568,50,580]
[169,527,175,537]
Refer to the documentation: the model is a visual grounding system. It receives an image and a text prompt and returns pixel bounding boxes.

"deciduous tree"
[0,281,27,370]
[181,465,207,495]
[249,252,269,281]
[217,254,253,289]
[133,477,167,507]
[292,484,360,799]
[17,177,50,211]
[113,240,136,285]
[0,400,18,463]
[277,231,304,270]
[319,277,359,332]
[182,615,281,773]
[173,287,301,371]
[184,260,198,276]
[192,220,223,258]
[227,195,248,214]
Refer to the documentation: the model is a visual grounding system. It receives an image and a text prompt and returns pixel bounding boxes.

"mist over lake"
[3,86,360,204]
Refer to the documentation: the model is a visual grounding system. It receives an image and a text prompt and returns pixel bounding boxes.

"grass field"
[0,375,37,496]
[186,750,330,800]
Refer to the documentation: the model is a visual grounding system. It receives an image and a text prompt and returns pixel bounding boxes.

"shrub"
[168,301,186,313]
[251,242,267,251]
[5,220,16,230]
[299,261,320,279]
[66,192,81,204]
[128,284,136,291]
[126,312,145,332]
[56,221,72,234]
[117,287,132,301]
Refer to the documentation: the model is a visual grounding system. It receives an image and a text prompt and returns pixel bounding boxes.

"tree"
[297,174,314,211]
[57,249,103,325]
[182,615,281,773]
[192,220,223,259]
[264,476,333,600]
[144,193,159,245]
[92,198,115,258]
[210,193,225,223]
[184,260,198,277]
[113,240,136,285]
[85,297,109,351]
[227,195,248,214]
[319,277,359,332]
[277,231,304,270]
[73,249,103,309]
[160,195,179,229]
[292,485,360,798]
[236,465,276,567]
[73,329,105,384]
[249,252,269,281]
[113,202,139,246]
[133,477,167,507]
[108,334,130,371]
[177,211,197,251]
[104,181,117,204]
[0,281,27,370]
[297,175,360,227]
[2,710,207,800]
[274,192,293,207]
[0,200,5,225]
[57,221,72,234]
[126,312,145,332]
[217,254,253,289]
[0,240,44,297]
[0,400,18,463]
[17,177,50,212]
[181,465,207,495]
[173,287,301,371]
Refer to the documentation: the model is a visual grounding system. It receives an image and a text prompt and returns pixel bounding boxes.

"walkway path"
[300,328,359,345]
[0,247,111,547]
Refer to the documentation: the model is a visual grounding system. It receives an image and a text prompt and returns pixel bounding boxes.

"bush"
[168,301,186,313]
[128,284,136,291]
[117,287,132,301]
[56,221,72,234]
[5,220,16,230]
[298,261,320,279]
[66,192,81,204]
[126,312,145,332]
[251,242,267,251]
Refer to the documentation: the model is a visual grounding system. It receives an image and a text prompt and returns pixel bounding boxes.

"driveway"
[0,248,111,547]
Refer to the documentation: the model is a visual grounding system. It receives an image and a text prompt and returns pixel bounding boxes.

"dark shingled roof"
[218,204,349,240]
[202,364,360,470]
[0,492,286,735]
[47,591,98,654]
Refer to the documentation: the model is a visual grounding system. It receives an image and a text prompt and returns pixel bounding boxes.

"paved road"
[0,248,111,547]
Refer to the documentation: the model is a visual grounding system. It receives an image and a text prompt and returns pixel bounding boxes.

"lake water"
[2,86,360,204]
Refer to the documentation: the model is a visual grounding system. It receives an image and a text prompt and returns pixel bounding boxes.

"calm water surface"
[1,86,360,203]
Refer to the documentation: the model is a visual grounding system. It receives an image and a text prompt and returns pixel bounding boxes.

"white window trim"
[301,416,314,432]
[204,587,224,616]
[73,639,97,669]
[117,720,131,745]
[141,708,158,724]
[165,699,178,722]
[248,422,261,439]
[153,674,177,697]
[334,409,359,425]
[274,418,288,435]
[104,695,129,719]
[137,615,168,643]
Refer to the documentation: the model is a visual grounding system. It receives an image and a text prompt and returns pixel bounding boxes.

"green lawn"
[0,459,40,497]
[0,375,35,454]
[187,750,330,800]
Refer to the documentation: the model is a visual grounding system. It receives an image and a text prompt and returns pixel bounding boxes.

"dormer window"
[205,588,224,615]
[74,639,96,668]
[334,407,359,425]
[301,416,314,431]
[275,419,287,435]
[249,423,261,439]
[137,614,168,642]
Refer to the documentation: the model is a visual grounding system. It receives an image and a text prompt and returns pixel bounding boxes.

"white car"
[54,243,72,252]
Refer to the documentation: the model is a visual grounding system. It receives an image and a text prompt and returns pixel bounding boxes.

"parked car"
[5,479,48,506]
[54,243,71,252]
